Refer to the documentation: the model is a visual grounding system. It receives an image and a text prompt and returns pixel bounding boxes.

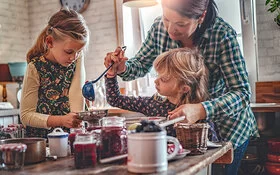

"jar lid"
[0,143,27,152]
[74,132,96,143]
[47,127,69,138]
[2,126,17,132]
[8,124,24,129]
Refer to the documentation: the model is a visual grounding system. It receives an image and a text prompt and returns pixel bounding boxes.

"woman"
[104,0,259,174]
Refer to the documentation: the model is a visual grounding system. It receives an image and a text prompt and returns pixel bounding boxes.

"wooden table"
[2,142,233,175]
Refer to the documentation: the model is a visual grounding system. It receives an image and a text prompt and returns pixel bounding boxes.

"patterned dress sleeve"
[105,76,176,117]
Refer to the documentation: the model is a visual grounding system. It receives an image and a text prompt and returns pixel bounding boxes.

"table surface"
[2,142,232,175]
[250,103,280,112]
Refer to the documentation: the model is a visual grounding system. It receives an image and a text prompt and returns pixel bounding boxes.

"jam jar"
[74,132,97,169]
[0,143,27,170]
[69,128,85,154]
[100,116,127,159]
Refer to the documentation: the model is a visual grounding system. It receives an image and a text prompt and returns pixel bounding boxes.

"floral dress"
[25,56,76,138]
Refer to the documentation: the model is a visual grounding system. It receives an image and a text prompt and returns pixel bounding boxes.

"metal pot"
[0,138,46,164]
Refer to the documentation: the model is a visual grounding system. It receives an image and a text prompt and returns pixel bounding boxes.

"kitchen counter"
[3,142,233,175]
[250,103,280,112]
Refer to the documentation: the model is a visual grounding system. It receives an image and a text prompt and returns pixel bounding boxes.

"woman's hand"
[168,103,207,124]
[61,112,82,128]
[104,47,128,76]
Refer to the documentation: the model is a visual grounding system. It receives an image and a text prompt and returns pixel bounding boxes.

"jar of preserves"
[68,128,84,154]
[74,132,97,169]
[0,143,27,170]
[100,116,127,159]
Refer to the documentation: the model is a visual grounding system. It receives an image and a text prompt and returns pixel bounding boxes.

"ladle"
[82,46,126,101]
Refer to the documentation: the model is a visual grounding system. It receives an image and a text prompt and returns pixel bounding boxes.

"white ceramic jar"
[47,128,69,157]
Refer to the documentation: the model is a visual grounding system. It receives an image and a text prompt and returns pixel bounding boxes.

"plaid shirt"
[119,16,259,149]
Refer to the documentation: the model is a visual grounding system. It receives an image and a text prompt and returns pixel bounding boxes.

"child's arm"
[105,76,148,113]
[20,63,50,128]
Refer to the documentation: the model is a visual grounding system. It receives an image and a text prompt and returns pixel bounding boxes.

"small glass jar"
[74,132,97,169]
[69,128,84,154]
[0,143,27,170]
[100,117,127,159]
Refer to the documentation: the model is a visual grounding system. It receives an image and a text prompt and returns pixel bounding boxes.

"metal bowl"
[77,110,108,124]
[0,138,46,164]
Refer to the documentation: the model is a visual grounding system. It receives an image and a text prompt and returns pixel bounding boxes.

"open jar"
[100,116,127,159]
[74,132,97,169]
[0,143,27,170]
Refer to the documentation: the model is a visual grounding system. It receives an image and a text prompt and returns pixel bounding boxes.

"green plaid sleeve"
[119,22,158,81]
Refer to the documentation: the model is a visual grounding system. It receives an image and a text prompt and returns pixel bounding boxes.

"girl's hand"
[61,112,82,128]
[104,47,128,76]
[168,103,206,124]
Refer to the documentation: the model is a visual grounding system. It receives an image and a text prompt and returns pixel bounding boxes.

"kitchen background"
[0,0,279,108]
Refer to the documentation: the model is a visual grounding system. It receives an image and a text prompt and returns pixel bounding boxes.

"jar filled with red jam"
[74,132,97,169]
[100,117,127,159]
[86,124,102,160]
[69,128,84,154]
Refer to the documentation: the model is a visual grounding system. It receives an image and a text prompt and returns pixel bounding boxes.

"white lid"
[47,128,69,138]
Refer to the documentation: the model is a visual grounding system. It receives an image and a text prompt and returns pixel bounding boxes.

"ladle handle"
[91,63,114,83]
[159,116,185,128]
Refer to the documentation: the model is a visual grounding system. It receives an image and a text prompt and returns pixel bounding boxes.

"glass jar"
[0,143,27,170]
[74,132,97,169]
[2,127,17,138]
[100,117,127,159]
[69,128,84,154]
[8,124,25,138]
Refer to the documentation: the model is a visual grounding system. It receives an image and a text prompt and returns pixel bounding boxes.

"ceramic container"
[127,130,180,173]
[47,128,69,157]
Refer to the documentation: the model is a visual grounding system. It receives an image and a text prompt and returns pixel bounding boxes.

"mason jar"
[74,132,97,169]
[100,116,127,159]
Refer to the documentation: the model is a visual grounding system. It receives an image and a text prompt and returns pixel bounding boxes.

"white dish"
[207,141,222,148]
[169,149,191,161]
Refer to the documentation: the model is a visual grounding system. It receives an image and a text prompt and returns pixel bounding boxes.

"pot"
[0,138,46,164]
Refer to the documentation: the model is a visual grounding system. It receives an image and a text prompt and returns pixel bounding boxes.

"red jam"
[68,128,84,154]
[74,143,97,169]
[100,126,127,159]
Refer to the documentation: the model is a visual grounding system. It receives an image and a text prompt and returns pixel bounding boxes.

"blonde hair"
[153,48,209,105]
[26,8,90,62]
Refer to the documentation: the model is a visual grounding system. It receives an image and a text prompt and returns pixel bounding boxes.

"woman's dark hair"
[162,0,218,46]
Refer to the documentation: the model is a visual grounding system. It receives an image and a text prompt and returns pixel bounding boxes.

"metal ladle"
[82,46,126,101]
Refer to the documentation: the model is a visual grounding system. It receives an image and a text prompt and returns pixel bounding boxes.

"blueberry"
[140,120,149,127]
[136,125,143,132]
